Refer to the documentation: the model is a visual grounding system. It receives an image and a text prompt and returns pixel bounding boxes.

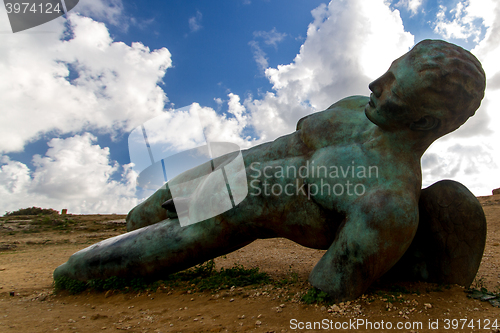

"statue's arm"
[309,189,418,301]
[126,153,238,231]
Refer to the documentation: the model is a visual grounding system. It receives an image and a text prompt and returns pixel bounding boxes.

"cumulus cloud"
[422,139,499,195]
[0,10,172,153]
[0,134,138,214]
[243,0,414,140]
[421,0,500,195]
[433,0,496,42]
[188,11,203,32]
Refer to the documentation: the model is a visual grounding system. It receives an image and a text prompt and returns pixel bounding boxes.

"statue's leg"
[54,216,254,282]
[383,180,487,287]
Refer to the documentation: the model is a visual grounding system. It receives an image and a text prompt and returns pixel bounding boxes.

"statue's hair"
[407,39,486,136]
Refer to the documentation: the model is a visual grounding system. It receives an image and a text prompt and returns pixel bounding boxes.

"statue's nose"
[369,71,395,98]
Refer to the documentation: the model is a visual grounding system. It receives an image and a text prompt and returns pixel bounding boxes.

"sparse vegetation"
[467,276,500,307]
[1,214,126,235]
[4,206,59,217]
[54,259,272,295]
[301,287,334,304]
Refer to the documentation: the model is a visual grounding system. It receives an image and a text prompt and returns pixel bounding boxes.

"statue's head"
[365,39,486,140]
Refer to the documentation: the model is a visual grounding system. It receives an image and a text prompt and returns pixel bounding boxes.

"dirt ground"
[1,196,500,333]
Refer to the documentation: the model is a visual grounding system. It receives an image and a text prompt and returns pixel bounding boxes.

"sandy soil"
[1,196,500,333]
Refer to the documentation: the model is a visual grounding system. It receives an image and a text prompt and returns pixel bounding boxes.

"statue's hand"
[126,183,171,231]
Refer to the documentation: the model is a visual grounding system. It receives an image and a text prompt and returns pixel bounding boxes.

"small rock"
[104,290,113,298]
[320,306,326,311]
[68,319,76,323]
[424,303,432,309]
[255,320,262,325]
[332,305,340,312]
[90,314,108,320]
[230,298,234,302]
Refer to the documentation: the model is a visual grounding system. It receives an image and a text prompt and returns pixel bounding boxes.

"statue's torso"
[235,96,421,247]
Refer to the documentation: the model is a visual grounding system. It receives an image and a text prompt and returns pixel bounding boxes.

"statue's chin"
[364,104,378,125]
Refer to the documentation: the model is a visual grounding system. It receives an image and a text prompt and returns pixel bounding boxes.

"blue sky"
[0,0,499,214]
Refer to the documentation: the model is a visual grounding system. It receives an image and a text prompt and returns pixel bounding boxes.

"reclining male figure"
[54,40,486,301]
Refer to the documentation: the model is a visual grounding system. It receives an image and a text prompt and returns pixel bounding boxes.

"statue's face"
[365,53,428,130]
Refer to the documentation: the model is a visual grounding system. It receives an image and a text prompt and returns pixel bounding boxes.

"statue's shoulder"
[296,95,368,130]
[326,95,370,111]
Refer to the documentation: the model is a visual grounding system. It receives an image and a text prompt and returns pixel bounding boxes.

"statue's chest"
[304,145,388,210]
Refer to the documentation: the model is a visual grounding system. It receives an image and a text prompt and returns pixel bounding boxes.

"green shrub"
[301,287,334,304]
[54,276,87,294]
[4,207,59,217]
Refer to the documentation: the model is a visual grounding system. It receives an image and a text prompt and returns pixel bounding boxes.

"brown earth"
[0,196,500,333]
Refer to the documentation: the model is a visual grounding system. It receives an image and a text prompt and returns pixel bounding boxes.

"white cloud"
[253,28,287,48]
[0,11,172,153]
[395,0,423,15]
[422,139,499,195]
[0,134,138,214]
[421,0,500,195]
[249,28,287,74]
[244,0,414,140]
[248,40,269,73]
[189,11,203,32]
[433,0,496,42]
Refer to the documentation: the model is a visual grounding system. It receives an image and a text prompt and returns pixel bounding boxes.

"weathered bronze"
[54,40,487,301]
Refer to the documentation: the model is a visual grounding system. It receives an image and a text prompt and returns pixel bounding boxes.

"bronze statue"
[54,40,487,302]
